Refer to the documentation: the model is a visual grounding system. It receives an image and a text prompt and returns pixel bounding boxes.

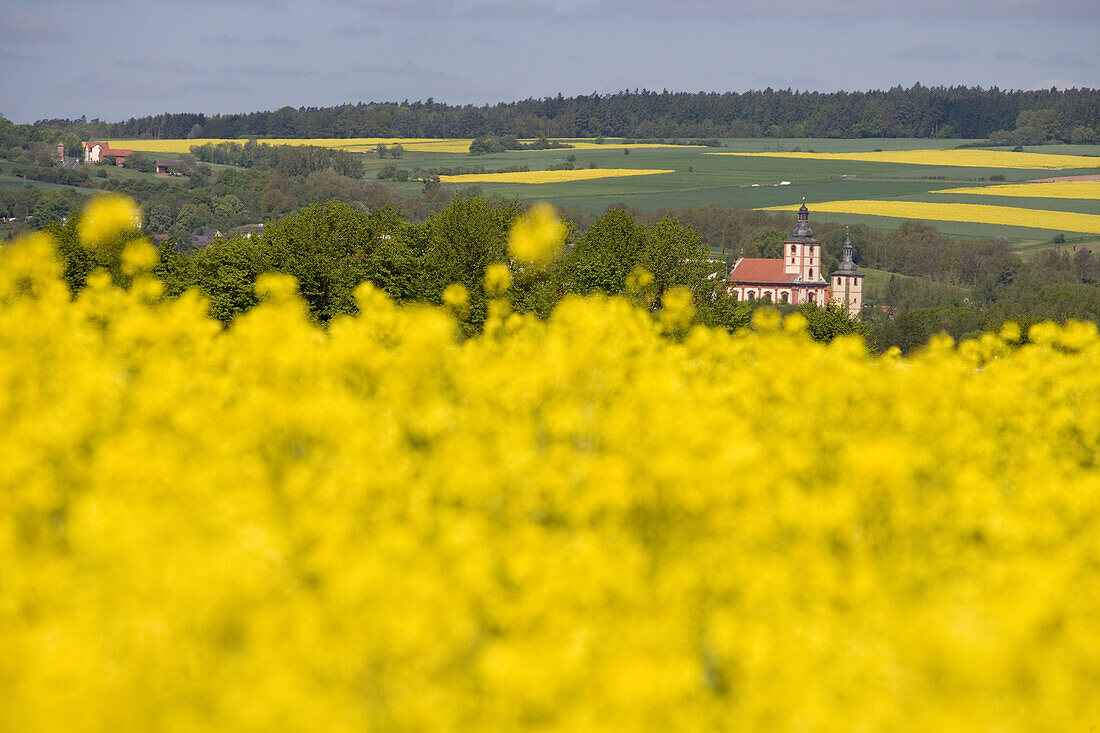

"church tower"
[829,231,864,317]
[782,200,827,305]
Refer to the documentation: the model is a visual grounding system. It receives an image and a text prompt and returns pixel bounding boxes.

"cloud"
[1039,52,1089,67]
[896,41,967,62]
[113,56,208,76]
[202,33,301,47]
[994,49,1026,63]
[0,8,70,40]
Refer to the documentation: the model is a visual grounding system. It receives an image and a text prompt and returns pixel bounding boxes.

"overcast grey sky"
[1,0,1097,124]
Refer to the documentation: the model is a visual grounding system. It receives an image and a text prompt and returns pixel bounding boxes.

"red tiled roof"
[86,142,131,155]
[728,258,798,285]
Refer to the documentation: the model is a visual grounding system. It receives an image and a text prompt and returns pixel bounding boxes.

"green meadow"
[14,136,1100,247]
[371,137,1100,245]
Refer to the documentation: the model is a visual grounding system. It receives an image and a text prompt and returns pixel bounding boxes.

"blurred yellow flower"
[1000,320,1022,343]
[442,282,470,319]
[255,272,299,302]
[121,239,158,276]
[484,263,512,297]
[625,265,655,295]
[751,306,781,331]
[78,194,142,247]
[660,286,695,332]
[508,203,567,267]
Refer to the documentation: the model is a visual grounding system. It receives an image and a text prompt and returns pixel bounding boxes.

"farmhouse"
[84,142,132,166]
[726,202,863,316]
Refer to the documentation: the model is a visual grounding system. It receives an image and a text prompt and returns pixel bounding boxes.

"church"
[726,202,864,317]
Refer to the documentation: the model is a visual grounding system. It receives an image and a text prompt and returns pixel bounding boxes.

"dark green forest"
[30,85,1100,142]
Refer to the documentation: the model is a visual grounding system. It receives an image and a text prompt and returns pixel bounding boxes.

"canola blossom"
[761,199,1100,233]
[507,203,568,266]
[78,194,142,246]
[3,211,1100,730]
[711,148,1100,170]
[438,168,674,184]
[932,180,1100,200]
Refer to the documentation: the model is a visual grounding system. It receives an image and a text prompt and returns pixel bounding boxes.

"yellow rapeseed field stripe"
[439,169,675,184]
[109,138,475,154]
[552,141,708,150]
[711,149,1100,170]
[931,181,1100,200]
[110,138,708,155]
[760,199,1100,233]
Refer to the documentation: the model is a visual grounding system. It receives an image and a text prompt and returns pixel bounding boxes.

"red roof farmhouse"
[84,142,132,166]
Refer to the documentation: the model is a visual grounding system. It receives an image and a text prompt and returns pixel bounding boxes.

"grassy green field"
[22,136,1100,247]
[859,267,971,306]
[350,137,1100,244]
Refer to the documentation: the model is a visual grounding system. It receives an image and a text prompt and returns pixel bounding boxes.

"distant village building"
[55,143,80,169]
[726,202,863,315]
[191,227,221,247]
[155,159,185,175]
[84,142,132,166]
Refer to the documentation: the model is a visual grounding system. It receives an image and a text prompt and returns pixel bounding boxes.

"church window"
[780,292,788,303]
[790,245,796,254]
[809,268,814,279]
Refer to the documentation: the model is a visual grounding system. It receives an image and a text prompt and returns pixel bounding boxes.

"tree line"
[38,191,1100,353]
[40,197,867,345]
[30,85,1100,142]
[189,140,365,178]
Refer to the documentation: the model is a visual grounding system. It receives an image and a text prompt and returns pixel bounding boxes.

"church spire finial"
[793,198,811,236]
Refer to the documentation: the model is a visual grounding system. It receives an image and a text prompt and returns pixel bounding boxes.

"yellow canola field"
[712,149,1100,170]
[439,168,674,184]
[109,138,475,154]
[549,141,708,150]
[933,181,1100,200]
[5,201,1100,730]
[762,199,1100,233]
[110,138,704,155]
